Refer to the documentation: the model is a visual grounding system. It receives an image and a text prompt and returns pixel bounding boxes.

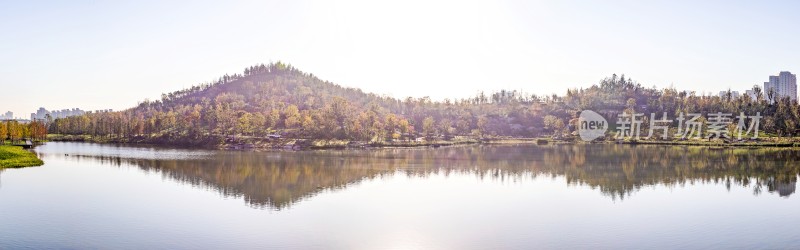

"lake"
[1,142,799,249]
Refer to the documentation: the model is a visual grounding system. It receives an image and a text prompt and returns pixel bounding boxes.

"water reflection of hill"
[68,145,800,209]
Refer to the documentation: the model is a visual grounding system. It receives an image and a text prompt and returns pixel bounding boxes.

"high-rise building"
[30,107,87,121]
[764,71,797,102]
[718,90,740,99]
[1,111,12,120]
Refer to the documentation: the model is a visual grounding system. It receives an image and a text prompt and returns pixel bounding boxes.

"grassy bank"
[0,145,44,168]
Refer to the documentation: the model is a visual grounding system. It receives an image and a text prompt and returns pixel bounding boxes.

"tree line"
[46,62,800,143]
[0,120,47,143]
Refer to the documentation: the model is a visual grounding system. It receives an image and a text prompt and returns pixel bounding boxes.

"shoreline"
[45,134,800,150]
[0,145,44,168]
[47,136,481,151]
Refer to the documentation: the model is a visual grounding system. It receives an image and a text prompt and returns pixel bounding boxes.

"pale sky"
[2,0,800,118]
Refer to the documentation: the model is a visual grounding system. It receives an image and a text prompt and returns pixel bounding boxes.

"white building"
[0,111,12,120]
[30,107,87,121]
[764,71,797,102]
[718,90,740,99]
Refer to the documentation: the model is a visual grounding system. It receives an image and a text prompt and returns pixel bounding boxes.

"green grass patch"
[0,145,44,168]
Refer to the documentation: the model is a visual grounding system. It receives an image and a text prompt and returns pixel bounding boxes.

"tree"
[456,112,472,134]
[8,121,21,142]
[300,111,317,137]
[767,87,776,103]
[398,119,411,134]
[324,97,354,136]
[252,113,266,136]
[543,115,564,137]
[752,85,763,102]
[266,109,280,130]
[215,93,245,135]
[422,116,436,138]
[238,113,253,136]
[476,116,489,137]
[0,121,6,143]
[284,105,301,129]
[438,118,453,136]
[29,121,47,140]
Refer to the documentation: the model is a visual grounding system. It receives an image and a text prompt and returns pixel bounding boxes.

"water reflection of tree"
[73,145,800,209]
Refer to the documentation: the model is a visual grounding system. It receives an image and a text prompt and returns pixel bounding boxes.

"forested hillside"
[48,62,800,146]
[48,62,557,144]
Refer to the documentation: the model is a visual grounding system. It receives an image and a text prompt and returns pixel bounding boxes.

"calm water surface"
[1,142,800,249]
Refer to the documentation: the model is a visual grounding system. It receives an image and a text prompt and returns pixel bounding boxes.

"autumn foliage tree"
[0,122,6,143]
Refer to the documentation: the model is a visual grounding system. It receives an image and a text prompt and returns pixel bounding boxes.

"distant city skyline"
[0,107,113,121]
[0,111,14,120]
[3,1,800,117]
[718,71,799,101]
[764,71,798,102]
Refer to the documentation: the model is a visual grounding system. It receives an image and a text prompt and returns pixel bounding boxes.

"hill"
[48,62,800,147]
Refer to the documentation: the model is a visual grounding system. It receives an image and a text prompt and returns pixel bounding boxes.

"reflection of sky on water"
[29,142,800,210]
[34,142,213,160]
